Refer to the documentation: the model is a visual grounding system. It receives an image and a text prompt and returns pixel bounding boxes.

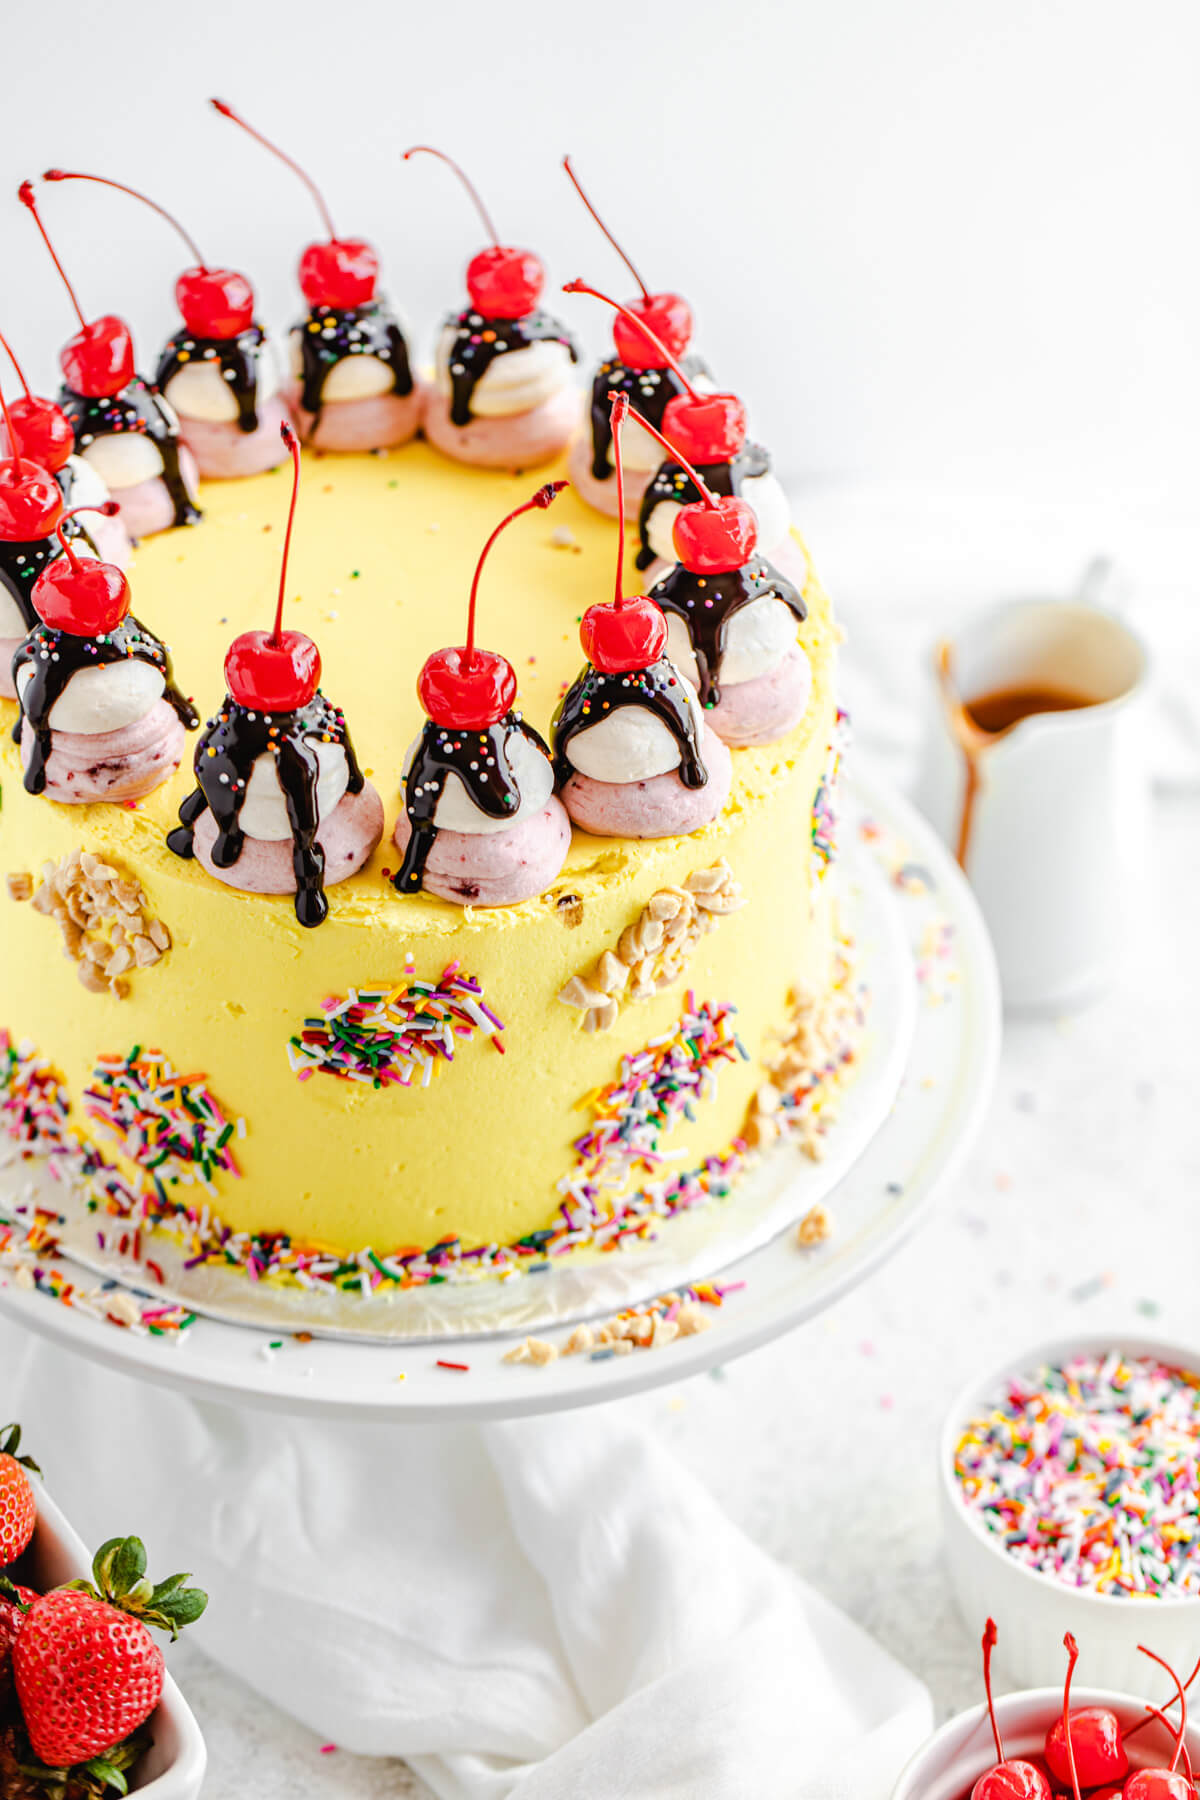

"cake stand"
[0,765,1000,1419]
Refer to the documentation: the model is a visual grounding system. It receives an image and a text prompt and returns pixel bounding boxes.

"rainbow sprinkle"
[954,1350,1200,1598]
[84,1052,244,1194]
[811,708,851,880]
[287,960,504,1086]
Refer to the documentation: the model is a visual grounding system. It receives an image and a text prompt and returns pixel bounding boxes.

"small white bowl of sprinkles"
[940,1334,1200,1692]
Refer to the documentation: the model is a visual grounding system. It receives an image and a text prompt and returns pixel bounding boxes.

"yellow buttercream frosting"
[0,445,837,1260]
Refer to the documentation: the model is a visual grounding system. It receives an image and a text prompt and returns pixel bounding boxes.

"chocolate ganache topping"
[648,557,807,708]
[394,715,549,895]
[13,616,197,797]
[551,659,709,790]
[59,378,201,531]
[588,353,709,483]
[166,691,365,930]
[0,517,98,634]
[635,443,771,573]
[442,309,578,427]
[294,302,414,422]
[156,323,270,434]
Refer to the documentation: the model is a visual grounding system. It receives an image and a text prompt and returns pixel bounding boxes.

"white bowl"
[17,1482,207,1798]
[939,1331,1200,1692]
[892,1686,1200,1800]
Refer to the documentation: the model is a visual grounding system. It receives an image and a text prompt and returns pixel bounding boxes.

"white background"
[4,0,1199,501]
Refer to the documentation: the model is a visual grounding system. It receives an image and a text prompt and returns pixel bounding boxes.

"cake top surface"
[0,444,835,935]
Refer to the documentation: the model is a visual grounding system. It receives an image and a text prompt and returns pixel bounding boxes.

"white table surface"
[160,483,1200,1796]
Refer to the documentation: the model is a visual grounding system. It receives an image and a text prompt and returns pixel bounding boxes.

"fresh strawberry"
[0,1586,37,1723]
[0,1428,40,1570]
[7,1538,206,1769]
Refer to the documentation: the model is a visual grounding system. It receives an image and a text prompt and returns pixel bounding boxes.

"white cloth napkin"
[1,1326,931,1799]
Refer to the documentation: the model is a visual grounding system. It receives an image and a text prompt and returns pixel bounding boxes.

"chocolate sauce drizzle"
[635,444,771,573]
[0,517,98,634]
[394,715,549,895]
[59,378,201,533]
[648,557,806,707]
[551,659,708,789]
[12,617,197,796]
[588,354,709,483]
[294,303,414,422]
[166,692,364,930]
[156,324,269,434]
[441,309,578,427]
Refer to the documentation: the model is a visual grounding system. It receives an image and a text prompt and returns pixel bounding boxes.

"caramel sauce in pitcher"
[937,645,1097,868]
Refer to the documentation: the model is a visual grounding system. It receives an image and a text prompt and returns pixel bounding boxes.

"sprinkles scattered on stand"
[811,708,851,879]
[287,959,504,1086]
[955,1350,1200,1598]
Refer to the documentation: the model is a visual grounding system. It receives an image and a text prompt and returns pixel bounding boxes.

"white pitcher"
[915,593,1149,1010]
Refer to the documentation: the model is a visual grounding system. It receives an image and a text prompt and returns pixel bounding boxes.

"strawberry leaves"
[63,1539,206,1642]
[0,1431,39,1482]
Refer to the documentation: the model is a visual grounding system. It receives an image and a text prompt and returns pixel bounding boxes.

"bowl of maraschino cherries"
[893,1619,1200,1800]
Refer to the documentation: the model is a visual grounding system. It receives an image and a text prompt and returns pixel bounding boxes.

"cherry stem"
[272,423,301,646]
[1127,1656,1200,1742]
[1139,1645,1188,1774]
[0,331,32,399]
[403,147,500,246]
[43,170,208,271]
[981,1619,1005,1766]
[210,101,338,241]
[17,182,88,332]
[561,157,650,303]
[1062,1633,1083,1800]
[610,392,630,610]
[53,503,120,575]
[564,279,699,396]
[465,482,567,665]
[1142,1705,1194,1786]
[0,368,20,461]
[606,388,720,507]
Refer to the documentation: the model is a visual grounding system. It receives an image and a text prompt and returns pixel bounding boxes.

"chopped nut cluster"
[796,1203,833,1248]
[501,1298,713,1369]
[744,951,862,1163]
[558,860,744,1031]
[12,850,171,1000]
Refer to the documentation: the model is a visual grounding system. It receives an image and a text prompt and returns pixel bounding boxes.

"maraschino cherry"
[223,424,321,712]
[210,100,377,311]
[30,503,126,635]
[0,331,74,471]
[562,156,692,368]
[42,169,254,341]
[577,393,669,675]
[404,146,544,318]
[968,1621,1051,1800]
[417,482,567,730]
[1045,1633,1129,1795]
[605,392,758,574]
[0,367,63,541]
[564,279,744,465]
[17,182,135,399]
[1123,1647,1195,1800]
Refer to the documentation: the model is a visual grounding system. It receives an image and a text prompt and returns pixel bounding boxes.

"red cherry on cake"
[0,459,64,540]
[405,146,545,319]
[0,333,75,471]
[418,481,566,728]
[561,159,693,368]
[210,101,379,311]
[17,182,136,399]
[224,424,321,711]
[580,594,668,674]
[968,1621,1052,1800]
[31,503,127,635]
[565,280,746,463]
[672,496,758,574]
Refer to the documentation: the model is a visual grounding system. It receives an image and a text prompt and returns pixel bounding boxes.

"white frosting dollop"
[80,433,165,492]
[240,739,350,842]
[164,336,282,424]
[565,676,705,783]
[665,595,801,690]
[435,330,575,419]
[647,467,793,567]
[403,725,553,834]
[0,591,27,637]
[288,330,395,402]
[62,454,112,511]
[16,656,164,735]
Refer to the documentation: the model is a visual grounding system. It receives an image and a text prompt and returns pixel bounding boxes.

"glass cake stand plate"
[0,766,1000,1419]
